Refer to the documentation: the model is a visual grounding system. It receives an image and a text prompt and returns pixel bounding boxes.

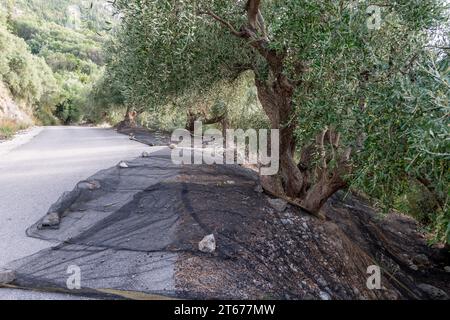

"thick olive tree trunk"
[300,174,347,213]
[255,77,305,199]
[124,110,138,127]
[185,111,197,133]
[116,107,138,130]
[204,0,352,215]
[256,76,352,214]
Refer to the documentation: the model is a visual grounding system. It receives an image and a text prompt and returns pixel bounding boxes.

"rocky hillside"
[0,0,115,132]
[0,81,33,126]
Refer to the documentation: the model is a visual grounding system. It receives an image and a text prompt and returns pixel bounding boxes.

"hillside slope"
[0,81,33,125]
[0,0,115,133]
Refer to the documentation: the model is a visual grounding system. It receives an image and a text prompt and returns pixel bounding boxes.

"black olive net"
[6,152,441,300]
[6,153,263,299]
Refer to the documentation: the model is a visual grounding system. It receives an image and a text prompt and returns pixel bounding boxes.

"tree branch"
[199,10,246,38]
[246,0,261,29]
[201,4,284,75]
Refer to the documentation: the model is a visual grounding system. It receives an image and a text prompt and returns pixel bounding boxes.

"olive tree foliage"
[131,73,264,132]
[107,0,448,222]
[401,54,449,244]
[100,0,251,127]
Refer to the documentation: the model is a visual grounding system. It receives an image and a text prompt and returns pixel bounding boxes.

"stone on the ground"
[267,198,288,212]
[254,184,264,193]
[169,144,177,149]
[40,212,60,229]
[408,263,419,271]
[412,254,430,266]
[118,161,129,168]
[77,180,100,190]
[199,234,216,253]
[418,283,448,300]
[0,268,16,285]
[281,218,294,225]
[142,151,150,158]
[319,291,331,300]
[444,266,450,273]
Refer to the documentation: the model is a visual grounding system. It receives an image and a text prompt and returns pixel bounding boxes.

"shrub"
[0,119,28,139]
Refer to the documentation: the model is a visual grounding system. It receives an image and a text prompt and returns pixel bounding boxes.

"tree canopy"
[91,0,450,244]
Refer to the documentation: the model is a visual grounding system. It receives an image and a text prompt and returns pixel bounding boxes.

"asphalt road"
[0,126,148,299]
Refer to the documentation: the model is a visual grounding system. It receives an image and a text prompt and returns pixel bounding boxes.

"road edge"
[0,126,43,157]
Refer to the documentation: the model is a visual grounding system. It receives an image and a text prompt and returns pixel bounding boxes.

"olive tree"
[108,0,448,219]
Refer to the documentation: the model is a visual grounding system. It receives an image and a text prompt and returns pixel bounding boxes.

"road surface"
[0,126,148,299]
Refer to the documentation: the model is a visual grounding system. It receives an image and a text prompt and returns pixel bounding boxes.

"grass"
[0,119,29,140]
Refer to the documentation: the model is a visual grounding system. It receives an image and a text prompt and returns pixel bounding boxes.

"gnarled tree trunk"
[185,110,197,133]
[116,106,138,130]
[255,77,305,199]
[204,0,353,215]
[124,110,138,127]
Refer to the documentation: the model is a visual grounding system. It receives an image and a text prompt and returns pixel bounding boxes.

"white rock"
[199,234,216,253]
[254,184,264,193]
[281,218,294,225]
[118,161,129,168]
[267,198,288,212]
[317,277,327,287]
[319,291,331,300]
[77,180,100,190]
[0,268,15,285]
[408,264,419,271]
[142,151,150,158]
[40,212,60,228]
[444,266,450,273]
[169,144,177,150]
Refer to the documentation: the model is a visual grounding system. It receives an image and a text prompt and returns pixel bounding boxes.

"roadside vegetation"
[0,118,27,139]
[0,0,113,130]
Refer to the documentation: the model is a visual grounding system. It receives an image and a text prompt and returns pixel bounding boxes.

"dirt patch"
[173,166,443,300]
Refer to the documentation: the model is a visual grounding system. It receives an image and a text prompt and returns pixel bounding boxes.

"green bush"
[55,100,81,124]
[0,0,111,125]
